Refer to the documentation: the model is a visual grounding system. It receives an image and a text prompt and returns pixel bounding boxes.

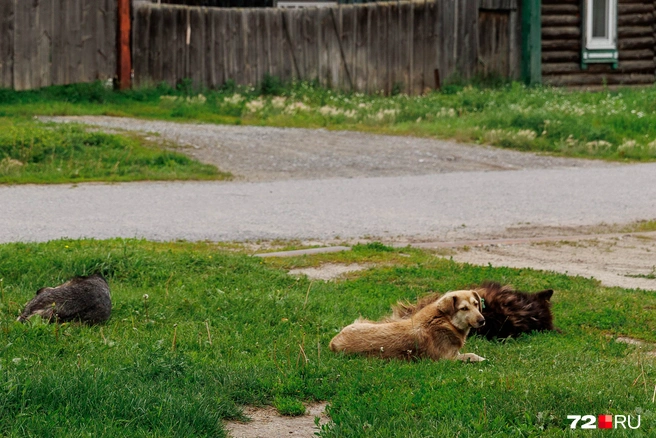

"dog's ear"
[436,294,457,315]
[536,289,554,301]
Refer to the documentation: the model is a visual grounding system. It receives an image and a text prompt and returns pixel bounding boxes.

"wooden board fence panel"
[130,0,525,94]
[0,0,14,88]
[0,0,113,91]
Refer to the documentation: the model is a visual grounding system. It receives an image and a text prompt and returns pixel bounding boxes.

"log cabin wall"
[542,0,655,88]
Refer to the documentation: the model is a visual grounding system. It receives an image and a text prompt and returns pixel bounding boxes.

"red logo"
[598,415,613,429]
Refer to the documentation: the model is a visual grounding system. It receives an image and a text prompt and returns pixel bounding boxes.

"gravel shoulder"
[41,116,615,181]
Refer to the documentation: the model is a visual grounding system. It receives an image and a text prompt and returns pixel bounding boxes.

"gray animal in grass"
[18,273,111,324]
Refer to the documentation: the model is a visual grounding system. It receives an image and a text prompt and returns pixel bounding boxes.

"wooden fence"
[0,0,116,91]
[132,0,511,94]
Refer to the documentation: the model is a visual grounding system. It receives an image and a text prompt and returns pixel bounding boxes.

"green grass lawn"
[0,118,229,184]
[0,240,654,437]
[2,79,656,162]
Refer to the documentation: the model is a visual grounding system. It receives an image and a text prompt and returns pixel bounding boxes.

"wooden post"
[117,0,131,89]
[521,0,541,86]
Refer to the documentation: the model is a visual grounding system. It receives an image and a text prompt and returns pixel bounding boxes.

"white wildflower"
[245,98,265,113]
[318,106,343,117]
[516,130,537,141]
[284,102,311,114]
[224,94,245,105]
[271,96,286,109]
[618,139,637,154]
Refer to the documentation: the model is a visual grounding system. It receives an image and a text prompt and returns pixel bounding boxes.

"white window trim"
[584,0,617,51]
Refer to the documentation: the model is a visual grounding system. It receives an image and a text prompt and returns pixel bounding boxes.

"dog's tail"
[389,292,442,320]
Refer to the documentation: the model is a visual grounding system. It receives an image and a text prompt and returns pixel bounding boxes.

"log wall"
[542,0,656,87]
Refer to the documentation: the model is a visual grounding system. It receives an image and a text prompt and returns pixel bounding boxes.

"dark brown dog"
[330,289,486,362]
[18,273,112,324]
[392,281,556,340]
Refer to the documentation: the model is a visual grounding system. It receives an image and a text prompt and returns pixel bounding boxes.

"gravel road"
[2,163,655,244]
[41,116,614,181]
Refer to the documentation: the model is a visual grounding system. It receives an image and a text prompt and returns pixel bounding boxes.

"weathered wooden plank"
[51,0,64,86]
[542,39,581,51]
[616,59,656,73]
[411,1,425,95]
[458,0,479,79]
[293,8,306,80]
[68,0,82,84]
[261,9,272,79]
[188,7,205,89]
[618,3,653,14]
[479,10,511,77]
[280,9,296,82]
[0,0,15,88]
[235,9,247,85]
[205,7,216,88]
[387,2,403,93]
[225,9,238,85]
[252,9,264,84]
[480,0,518,10]
[618,25,655,37]
[382,3,393,94]
[618,36,655,50]
[148,5,164,84]
[339,5,356,91]
[543,73,654,86]
[542,4,579,15]
[542,0,578,4]
[96,0,116,83]
[619,49,655,60]
[439,0,455,81]
[161,6,177,87]
[541,15,579,26]
[212,8,226,87]
[618,14,654,26]
[366,4,379,93]
[542,50,579,62]
[12,0,30,90]
[354,5,368,92]
[268,9,283,80]
[398,2,412,93]
[318,7,332,88]
[80,0,96,83]
[542,27,581,39]
[132,4,151,87]
[425,0,439,89]
[35,0,53,88]
[177,7,189,86]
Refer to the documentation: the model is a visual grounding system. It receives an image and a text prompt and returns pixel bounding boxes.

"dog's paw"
[457,353,486,363]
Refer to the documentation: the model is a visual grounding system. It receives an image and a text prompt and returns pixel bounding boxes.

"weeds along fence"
[132,0,513,95]
[0,0,117,91]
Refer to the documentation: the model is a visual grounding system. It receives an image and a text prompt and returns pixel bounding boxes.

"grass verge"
[1,80,656,161]
[0,240,654,437]
[0,118,229,184]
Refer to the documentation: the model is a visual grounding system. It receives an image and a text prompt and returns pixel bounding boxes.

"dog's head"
[436,290,485,331]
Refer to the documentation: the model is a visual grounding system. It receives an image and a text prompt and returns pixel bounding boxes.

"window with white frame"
[582,0,618,66]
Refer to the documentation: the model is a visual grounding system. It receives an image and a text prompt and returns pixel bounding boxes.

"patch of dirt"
[448,232,656,291]
[288,263,369,281]
[225,402,328,438]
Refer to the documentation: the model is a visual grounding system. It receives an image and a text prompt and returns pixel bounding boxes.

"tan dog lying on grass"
[329,290,486,362]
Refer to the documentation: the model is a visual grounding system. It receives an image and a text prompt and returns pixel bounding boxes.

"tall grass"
[0,240,654,436]
[2,80,656,161]
[0,119,228,184]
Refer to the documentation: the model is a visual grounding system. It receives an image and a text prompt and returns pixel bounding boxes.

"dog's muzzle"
[473,317,485,328]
